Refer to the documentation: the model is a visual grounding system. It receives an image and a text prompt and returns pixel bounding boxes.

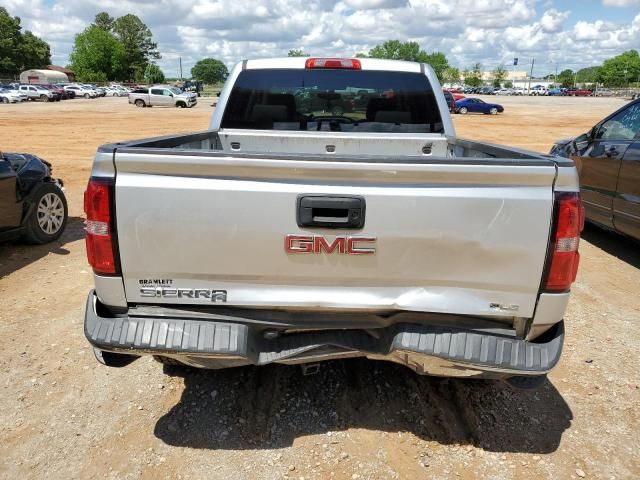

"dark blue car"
[455,97,504,115]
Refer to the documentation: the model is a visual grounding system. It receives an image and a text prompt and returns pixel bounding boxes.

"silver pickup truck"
[128,85,197,108]
[84,57,583,388]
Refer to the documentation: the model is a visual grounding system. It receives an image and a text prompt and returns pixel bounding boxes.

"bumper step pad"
[85,291,563,374]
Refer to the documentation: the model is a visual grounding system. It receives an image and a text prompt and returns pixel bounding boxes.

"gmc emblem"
[285,235,376,255]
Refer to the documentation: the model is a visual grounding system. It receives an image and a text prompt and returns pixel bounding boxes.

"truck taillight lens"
[305,58,361,70]
[84,178,119,275]
[544,192,585,292]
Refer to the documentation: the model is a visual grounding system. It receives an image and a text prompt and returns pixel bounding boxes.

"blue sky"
[2,0,639,77]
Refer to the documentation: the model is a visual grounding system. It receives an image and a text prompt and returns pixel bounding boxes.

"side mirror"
[574,133,590,151]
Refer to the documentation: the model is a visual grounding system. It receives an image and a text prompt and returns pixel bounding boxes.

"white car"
[64,85,97,99]
[104,87,122,97]
[495,88,513,95]
[18,84,54,102]
[0,87,27,103]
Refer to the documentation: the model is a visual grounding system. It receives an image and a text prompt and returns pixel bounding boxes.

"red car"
[566,88,592,97]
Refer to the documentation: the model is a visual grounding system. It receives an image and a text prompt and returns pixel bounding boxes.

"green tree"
[112,14,160,81]
[144,63,164,84]
[367,40,449,81]
[69,25,127,81]
[597,50,640,87]
[504,80,513,88]
[191,58,228,84]
[491,65,507,87]
[355,52,368,58]
[93,12,114,32]
[557,69,575,88]
[287,49,309,57]
[463,63,483,87]
[575,66,601,84]
[442,67,461,85]
[0,7,50,75]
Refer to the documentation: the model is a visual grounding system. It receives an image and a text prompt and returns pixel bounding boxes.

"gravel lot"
[0,95,639,479]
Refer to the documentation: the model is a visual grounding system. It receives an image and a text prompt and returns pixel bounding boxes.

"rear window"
[221,69,443,133]
[132,88,148,94]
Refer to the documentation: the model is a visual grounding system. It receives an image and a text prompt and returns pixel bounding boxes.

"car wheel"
[40,94,49,102]
[135,99,146,108]
[489,107,498,115]
[84,93,90,99]
[458,107,468,114]
[177,102,186,108]
[23,183,68,244]
[1,97,8,104]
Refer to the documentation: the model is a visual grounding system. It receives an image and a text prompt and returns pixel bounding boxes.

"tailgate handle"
[297,195,366,229]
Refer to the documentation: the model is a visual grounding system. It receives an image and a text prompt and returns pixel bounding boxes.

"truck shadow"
[154,359,572,453]
[581,223,640,270]
[0,216,85,278]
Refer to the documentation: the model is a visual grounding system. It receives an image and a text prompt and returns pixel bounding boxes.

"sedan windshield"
[221,68,443,133]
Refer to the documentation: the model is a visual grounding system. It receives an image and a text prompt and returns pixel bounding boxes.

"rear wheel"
[2,97,9,104]
[458,106,468,114]
[23,183,68,244]
[489,107,498,115]
[135,99,145,108]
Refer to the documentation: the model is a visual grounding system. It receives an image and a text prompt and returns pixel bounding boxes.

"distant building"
[47,65,75,82]
[19,69,69,84]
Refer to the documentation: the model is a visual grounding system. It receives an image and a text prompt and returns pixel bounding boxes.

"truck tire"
[40,94,49,102]
[135,99,146,108]
[176,101,186,108]
[23,183,68,244]
[458,107,468,114]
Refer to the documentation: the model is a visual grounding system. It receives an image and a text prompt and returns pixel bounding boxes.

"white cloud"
[602,0,640,6]
[2,0,639,79]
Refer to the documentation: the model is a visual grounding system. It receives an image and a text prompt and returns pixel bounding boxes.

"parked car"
[442,90,456,112]
[455,97,504,114]
[530,86,549,96]
[495,88,513,95]
[478,86,496,95]
[0,87,25,103]
[550,98,640,240]
[1,86,28,102]
[64,85,97,98]
[18,84,54,102]
[84,57,581,390]
[511,87,525,96]
[0,152,67,244]
[593,88,614,97]
[547,88,565,96]
[128,85,198,108]
[566,88,592,97]
[43,84,71,100]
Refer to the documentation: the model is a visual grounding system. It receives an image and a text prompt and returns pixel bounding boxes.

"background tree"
[504,80,513,88]
[143,63,165,84]
[0,7,51,75]
[367,40,449,81]
[491,65,507,87]
[575,66,601,85]
[597,50,640,87]
[112,14,160,81]
[556,69,575,88]
[93,12,114,32]
[191,58,228,84]
[69,25,127,82]
[463,63,483,87]
[287,49,309,57]
[442,66,461,85]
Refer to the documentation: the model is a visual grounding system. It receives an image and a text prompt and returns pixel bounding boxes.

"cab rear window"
[221,69,443,133]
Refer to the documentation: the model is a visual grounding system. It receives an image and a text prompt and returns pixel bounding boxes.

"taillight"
[544,192,585,292]
[305,58,361,70]
[84,178,119,275]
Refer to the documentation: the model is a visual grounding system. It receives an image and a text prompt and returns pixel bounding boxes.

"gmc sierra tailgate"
[112,151,556,319]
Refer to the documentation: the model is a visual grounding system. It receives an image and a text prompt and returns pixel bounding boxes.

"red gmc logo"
[285,235,376,255]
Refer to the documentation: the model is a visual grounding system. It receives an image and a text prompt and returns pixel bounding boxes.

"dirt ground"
[0,96,639,480]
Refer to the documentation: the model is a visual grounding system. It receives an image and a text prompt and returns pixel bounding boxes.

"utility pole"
[528,58,534,94]
[179,57,183,81]
[555,63,558,85]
